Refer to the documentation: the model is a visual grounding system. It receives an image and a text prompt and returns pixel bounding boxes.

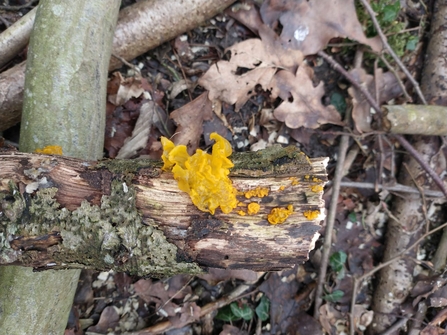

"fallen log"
[0,145,327,276]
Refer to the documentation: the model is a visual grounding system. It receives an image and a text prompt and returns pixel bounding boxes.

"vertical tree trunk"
[0,1,120,334]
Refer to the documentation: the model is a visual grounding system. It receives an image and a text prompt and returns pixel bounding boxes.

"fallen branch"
[0,146,327,275]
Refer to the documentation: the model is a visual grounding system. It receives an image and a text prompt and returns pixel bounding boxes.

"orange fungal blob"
[244,187,269,199]
[310,185,324,193]
[303,210,320,220]
[161,133,237,215]
[247,202,260,215]
[35,145,63,155]
[267,205,293,224]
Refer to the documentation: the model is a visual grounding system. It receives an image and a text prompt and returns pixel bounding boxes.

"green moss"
[0,180,202,276]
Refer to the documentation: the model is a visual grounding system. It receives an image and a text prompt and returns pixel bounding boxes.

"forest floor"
[1,0,446,334]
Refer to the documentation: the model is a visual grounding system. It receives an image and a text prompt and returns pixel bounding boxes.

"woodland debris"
[0,0,237,131]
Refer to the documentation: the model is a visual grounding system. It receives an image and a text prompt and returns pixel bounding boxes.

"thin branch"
[338,181,445,198]
[357,0,427,105]
[314,133,350,319]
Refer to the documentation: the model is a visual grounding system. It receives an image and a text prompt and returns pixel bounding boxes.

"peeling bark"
[0,146,327,275]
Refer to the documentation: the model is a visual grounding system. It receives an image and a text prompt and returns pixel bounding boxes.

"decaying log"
[0,146,327,276]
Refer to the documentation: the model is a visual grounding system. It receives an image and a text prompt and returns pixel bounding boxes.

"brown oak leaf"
[270,66,342,129]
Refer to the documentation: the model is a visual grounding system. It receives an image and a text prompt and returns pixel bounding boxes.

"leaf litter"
[0,0,436,334]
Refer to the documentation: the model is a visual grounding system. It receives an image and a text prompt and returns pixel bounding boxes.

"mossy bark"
[0,146,327,274]
[0,1,120,335]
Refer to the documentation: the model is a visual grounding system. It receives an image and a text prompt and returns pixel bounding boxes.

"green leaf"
[216,305,240,322]
[329,251,347,273]
[406,36,418,51]
[322,290,344,303]
[348,211,357,223]
[330,92,347,115]
[230,302,253,321]
[336,267,346,280]
[255,296,270,321]
[382,2,400,23]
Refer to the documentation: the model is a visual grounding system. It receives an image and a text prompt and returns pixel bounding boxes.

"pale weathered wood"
[0,146,327,275]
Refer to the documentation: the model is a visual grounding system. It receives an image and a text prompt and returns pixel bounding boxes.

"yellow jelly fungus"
[247,202,260,215]
[279,185,286,191]
[304,175,310,180]
[312,177,322,182]
[267,204,294,225]
[238,210,246,216]
[303,210,320,220]
[244,187,269,199]
[310,185,324,193]
[35,145,63,155]
[289,177,299,186]
[161,132,237,215]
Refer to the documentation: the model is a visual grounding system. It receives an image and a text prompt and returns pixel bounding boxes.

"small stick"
[313,133,350,319]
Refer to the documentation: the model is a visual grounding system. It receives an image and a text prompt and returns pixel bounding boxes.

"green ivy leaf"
[255,296,270,321]
[348,211,357,223]
[329,251,347,273]
[323,290,344,303]
[382,2,400,23]
[330,92,347,116]
[406,36,418,51]
[230,302,253,321]
[216,305,240,322]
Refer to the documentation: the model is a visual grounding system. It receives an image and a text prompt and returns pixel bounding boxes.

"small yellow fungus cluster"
[303,210,320,220]
[35,145,63,155]
[310,185,324,193]
[247,202,260,215]
[289,177,299,186]
[244,187,269,199]
[161,133,237,215]
[267,205,293,224]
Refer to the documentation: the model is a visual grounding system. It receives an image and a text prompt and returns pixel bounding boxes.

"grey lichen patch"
[0,180,202,276]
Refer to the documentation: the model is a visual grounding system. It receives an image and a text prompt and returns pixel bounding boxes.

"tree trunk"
[0,1,120,334]
[0,146,327,275]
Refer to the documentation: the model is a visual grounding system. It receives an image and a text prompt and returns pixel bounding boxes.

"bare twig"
[357,0,427,105]
[378,54,412,102]
[314,133,350,319]
[338,181,445,198]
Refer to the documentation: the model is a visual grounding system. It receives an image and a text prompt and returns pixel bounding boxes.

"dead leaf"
[271,66,342,129]
[198,36,303,111]
[260,0,382,55]
[116,101,167,159]
[108,72,144,106]
[170,92,214,153]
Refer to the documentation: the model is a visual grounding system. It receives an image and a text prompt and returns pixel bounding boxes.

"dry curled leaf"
[260,0,382,55]
[270,66,342,129]
[170,92,214,154]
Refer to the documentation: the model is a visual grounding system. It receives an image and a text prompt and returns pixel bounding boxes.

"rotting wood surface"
[0,145,327,276]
